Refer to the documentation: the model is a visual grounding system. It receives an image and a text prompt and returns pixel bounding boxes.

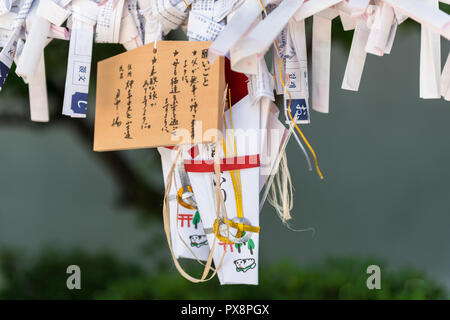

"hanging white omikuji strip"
[15,0,70,83]
[0,0,34,90]
[442,53,450,101]
[0,10,16,47]
[0,0,12,15]
[338,9,356,31]
[311,8,338,114]
[28,53,49,121]
[187,0,224,42]
[207,0,261,64]
[384,0,450,40]
[341,17,370,91]
[16,36,50,122]
[118,1,143,50]
[284,18,311,123]
[95,0,125,44]
[343,0,370,16]
[62,0,99,118]
[149,0,187,42]
[231,0,304,75]
[420,0,441,99]
[294,0,342,21]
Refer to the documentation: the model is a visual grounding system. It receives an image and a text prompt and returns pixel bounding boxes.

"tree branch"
[0,82,163,218]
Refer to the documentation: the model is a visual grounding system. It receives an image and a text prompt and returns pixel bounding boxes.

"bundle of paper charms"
[0,0,449,284]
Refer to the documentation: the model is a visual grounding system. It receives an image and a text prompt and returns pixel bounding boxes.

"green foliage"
[96,257,447,300]
[0,248,141,300]
[0,248,446,300]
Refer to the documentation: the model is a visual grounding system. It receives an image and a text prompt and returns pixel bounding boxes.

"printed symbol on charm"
[219,242,234,252]
[192,211,201,229]
[71,92,88,114]
[289,99,308,122]
[247,239,255,255]
[189,234,208,248]
[178,213,193,228]
[286,99,309,121]
[234,258,256,273]
[213,176,227,202]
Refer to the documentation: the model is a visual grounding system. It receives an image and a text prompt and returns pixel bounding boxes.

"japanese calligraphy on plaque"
[94,41,225,151]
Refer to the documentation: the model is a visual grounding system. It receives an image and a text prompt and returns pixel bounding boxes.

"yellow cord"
[228,89,243,214]
[182,0,190,9]
[277,58,324,179]
[258,0,323,180]
[222,89,244,220]
[218,89,261,241]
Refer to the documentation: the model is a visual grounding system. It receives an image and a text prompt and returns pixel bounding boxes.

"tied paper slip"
[62,0,99,118]
[285,20,310,124]
[0,0,11,15]
[420,0,441,99]
[187,95,261,285]
[230,0,304,75]
[158,146,211,261]
[15,0,71,83]
[442,53,450,101]
[0,0,34,90]
[311,9,338,114]
[342,18,370,91]
[94,41,226,151]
